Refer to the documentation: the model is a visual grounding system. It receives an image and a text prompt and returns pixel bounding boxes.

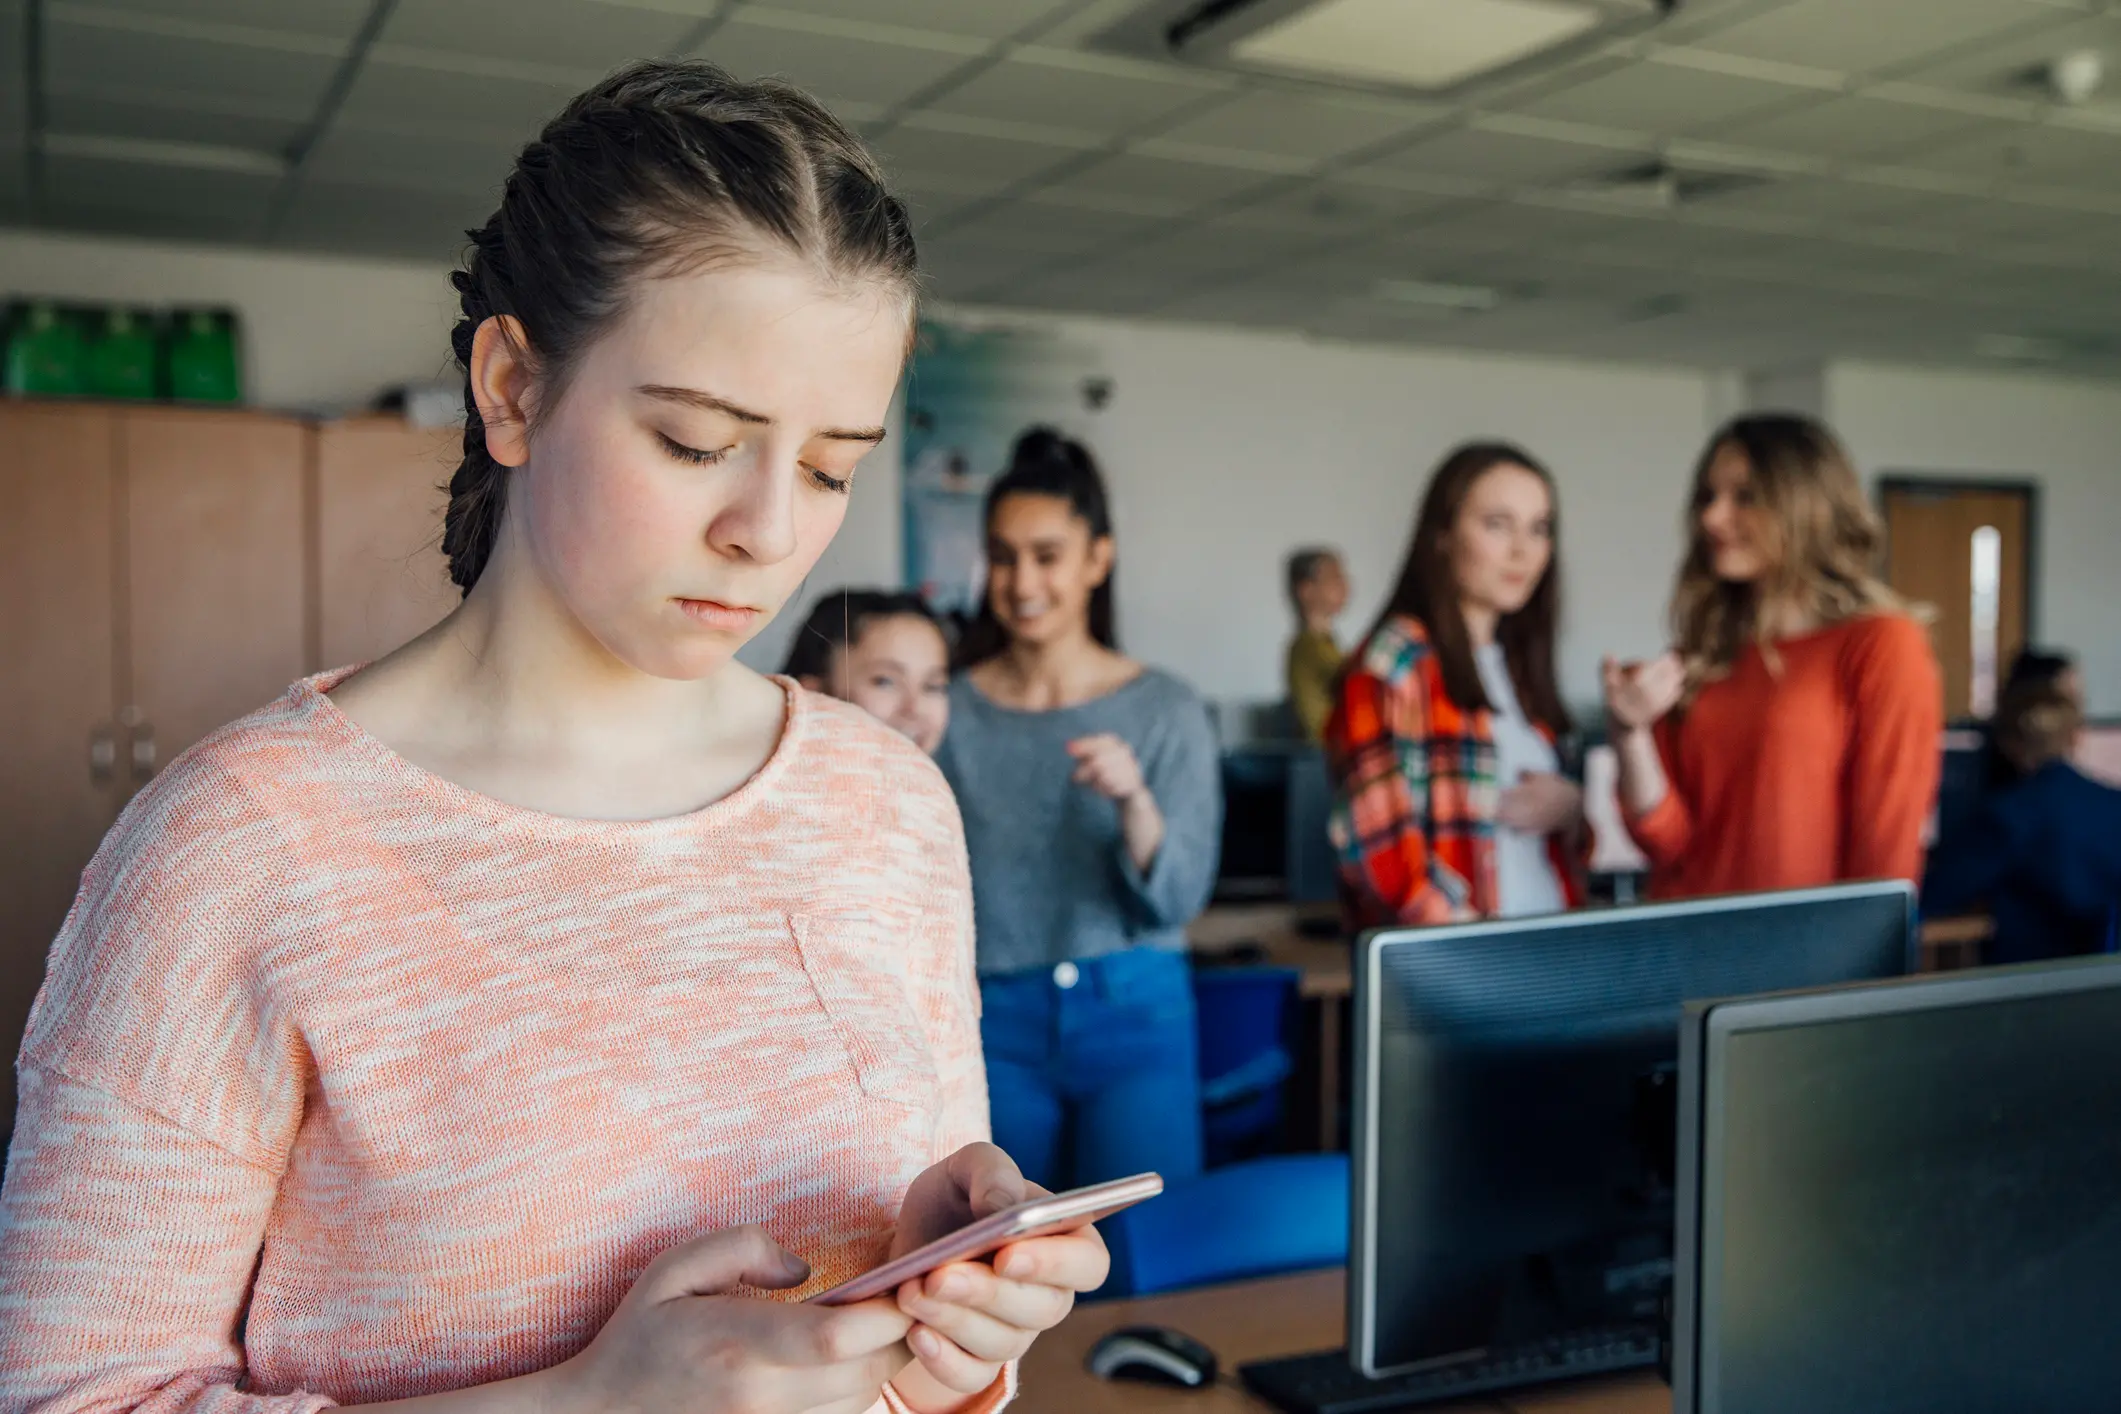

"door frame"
[1875,472,2043,654]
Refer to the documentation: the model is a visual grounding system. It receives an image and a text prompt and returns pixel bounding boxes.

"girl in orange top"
[0,61,1101,1414]
[1326,442,1586,927]
[1605,414,1942,897]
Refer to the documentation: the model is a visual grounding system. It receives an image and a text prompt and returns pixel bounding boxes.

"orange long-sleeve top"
[1623,613,1942,898]
[0,670,1009,1414]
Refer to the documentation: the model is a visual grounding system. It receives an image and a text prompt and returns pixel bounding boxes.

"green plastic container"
[86,307,163,400]
[167,307,243,403]
[3,301,90,397]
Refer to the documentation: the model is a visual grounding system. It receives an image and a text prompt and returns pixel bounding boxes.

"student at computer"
[1325,441,1582,926]
[1605,413,1942,896]
[1284,547,1349,741]
[0,62,1103,1414]
[1924,682,2121,964]
[782,587,951,754]
[937,427,1221,1192]
[1977,646,2081,791]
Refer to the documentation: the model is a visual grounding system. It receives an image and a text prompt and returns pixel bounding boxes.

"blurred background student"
[1606,413,1942,897]
[1326,442,1581,927]
[782,588,951,754]
[1978,646,2082,791]
[936,427,1221,1191]
[1283,547,1349,743]
[1926,680,2121,966]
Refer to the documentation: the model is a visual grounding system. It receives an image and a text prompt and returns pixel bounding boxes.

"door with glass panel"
[1878,478,2035,720]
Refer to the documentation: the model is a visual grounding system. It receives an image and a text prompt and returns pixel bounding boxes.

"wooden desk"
[1018,1269,1668,1414]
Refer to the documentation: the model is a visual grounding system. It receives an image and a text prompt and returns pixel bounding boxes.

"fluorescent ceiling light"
[1375,278,1501,310]
[1231,0,1604,90]
[39,132,289,177]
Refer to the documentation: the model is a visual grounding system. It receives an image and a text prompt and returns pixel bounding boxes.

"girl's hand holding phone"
[886,1144,1112,1410]
[546,1224,912,1414]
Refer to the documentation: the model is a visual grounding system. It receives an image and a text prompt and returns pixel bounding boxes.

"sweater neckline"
[295,665,808,837]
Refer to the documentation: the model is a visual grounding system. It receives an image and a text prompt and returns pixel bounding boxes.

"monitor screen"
[1353,883,1915,1378]
[1691,965,2121,1414]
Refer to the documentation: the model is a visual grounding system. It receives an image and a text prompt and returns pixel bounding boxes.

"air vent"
[1566,160,1769,210]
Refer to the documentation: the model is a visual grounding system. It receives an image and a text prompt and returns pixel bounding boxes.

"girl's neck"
[1460,599,1500,649]
[1752,589,1820,642]
[981,628,1131,711]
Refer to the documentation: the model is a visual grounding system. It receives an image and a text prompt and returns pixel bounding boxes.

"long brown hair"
[1361,441,1571,733]
[1671,414,1907,684]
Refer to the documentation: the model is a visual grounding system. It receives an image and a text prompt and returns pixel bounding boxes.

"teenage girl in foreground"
[1606,414,1942,896]
[0,62,1101,1414]
[1327,442,1583,926]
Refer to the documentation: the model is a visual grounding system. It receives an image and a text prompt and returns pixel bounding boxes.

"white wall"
[1826,360,2121,712]
[931,309,1721,712]
[0,228,456,413]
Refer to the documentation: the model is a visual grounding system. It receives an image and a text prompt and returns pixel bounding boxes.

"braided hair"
[442,60,920,593]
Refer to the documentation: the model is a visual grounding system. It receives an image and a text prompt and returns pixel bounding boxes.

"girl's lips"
[676,598,761,631]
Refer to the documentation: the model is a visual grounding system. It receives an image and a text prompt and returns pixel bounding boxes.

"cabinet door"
[316,417,459,670]
[0,402,122,1128]
[120,408,308,782]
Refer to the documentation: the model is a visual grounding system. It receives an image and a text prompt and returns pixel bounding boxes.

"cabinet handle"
[88,724,117,787]
[130,722,157,782]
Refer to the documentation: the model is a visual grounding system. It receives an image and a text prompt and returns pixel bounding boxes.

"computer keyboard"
[1238,1328,1660,1413]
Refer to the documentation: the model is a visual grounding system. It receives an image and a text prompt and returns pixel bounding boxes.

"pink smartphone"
[808,1171,1163,1306]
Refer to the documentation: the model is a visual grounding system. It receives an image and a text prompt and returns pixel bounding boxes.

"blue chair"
[1192,965,1301,1167]
[1097,1153,1349,1299]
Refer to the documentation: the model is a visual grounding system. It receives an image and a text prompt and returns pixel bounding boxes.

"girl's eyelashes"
[657,431,731,465]
[809,466,852,495]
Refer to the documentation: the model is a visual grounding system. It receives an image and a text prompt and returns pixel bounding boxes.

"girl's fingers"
[912,1263,1076,1332]
[902,1293,1033,1363]
[993,1228,1111,1292]
[908,1326,1003,1395]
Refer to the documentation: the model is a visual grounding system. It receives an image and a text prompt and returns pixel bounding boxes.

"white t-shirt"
[1475,644,1566,918]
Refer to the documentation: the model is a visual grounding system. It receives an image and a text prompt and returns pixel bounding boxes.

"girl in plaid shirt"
[1325,443,1586,927]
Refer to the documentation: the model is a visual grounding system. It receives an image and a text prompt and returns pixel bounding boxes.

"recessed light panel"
[1231,0,1604,89]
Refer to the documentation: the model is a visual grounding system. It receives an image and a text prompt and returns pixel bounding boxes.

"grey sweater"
[936,669,1224,978]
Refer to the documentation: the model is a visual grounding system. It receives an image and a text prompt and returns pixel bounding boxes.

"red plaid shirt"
[1325,614,1584,928]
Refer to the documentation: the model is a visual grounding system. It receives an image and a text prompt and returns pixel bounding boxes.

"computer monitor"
[1672,958,2121,1414]
[1349,882,1916,1382]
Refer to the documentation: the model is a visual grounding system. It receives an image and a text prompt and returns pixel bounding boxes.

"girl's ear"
[470,314,537,468]
[1086,533,1116,589]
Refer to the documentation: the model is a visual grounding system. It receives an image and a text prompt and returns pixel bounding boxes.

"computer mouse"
[1085,1324,1219,1387]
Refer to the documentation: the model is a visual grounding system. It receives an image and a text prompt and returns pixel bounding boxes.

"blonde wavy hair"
[1672,413,1911,687]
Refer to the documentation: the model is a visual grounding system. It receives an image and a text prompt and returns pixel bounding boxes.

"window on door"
[1878,478,2038,721]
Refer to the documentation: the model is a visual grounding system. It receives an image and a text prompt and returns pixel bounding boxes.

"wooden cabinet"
[0,401,459,1135]
[316,417,459,669]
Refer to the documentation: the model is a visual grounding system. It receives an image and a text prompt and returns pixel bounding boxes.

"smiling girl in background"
[936,427,1221,1192]
[784,589,952,754]
[1327,441,1583,926]
[0,61,1104,1414]
[1605,413,1941,897]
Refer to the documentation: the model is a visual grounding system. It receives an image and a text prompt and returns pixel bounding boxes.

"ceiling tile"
[43,88,309,155]
[56,0,375,40]
[1220,176,1466,235]
[45,16,343,115]
[1710,93,1998,161]
[701,16,979,112]
[276,177,492,261]
[1680,175,1951,225]
[1901,119,2121,189]
[740,0,1076,42]
[921,250,1054,302]
[304,124,519,199]
[41,152,277,241]
[1001,262,1183,317]
[1513,61,1812,136]
[868,123,1085,193]
[334,58,580,140]
[1892,12,2121,94]
[1684,0,2064,76]
[1359,127,1644,188]
[929,197,1164,258]
[380,0,699,71]
[1029,151,1283,218]
[923,53,1225,140]
[1147,91,1441,165]
[1111,219,1333,279]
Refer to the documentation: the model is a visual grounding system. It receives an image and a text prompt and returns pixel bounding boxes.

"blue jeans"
[980,949,1205,1191]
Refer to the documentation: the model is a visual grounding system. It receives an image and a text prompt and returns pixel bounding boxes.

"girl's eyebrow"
[637,384,886,444]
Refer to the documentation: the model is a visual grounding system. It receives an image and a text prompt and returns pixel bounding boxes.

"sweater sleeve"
[0,1068,328,1414]
[1621,718,1694,870]
[1326,668,1459,926]
[1115,694,1223,932]
[1840,616,1944,884]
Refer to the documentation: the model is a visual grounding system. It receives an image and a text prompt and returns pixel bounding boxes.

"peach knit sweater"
[0,669,1007,1414]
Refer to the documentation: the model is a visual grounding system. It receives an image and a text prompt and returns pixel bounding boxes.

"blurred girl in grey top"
[935,428,1222,1190]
